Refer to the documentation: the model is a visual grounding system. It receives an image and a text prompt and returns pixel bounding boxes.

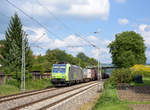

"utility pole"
[21,32,26,91]
[94,31,102,92]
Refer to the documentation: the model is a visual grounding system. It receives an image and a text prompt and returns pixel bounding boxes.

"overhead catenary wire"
[37,0,71,31]
[5,0,98,49]
[5,0,63,41]
[29,33,45,45]
[37,0,99,49]
[0,10,67,49]
[4,0,99,50]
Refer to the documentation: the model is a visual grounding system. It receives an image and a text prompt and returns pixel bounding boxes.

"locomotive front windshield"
[52,64,66,73]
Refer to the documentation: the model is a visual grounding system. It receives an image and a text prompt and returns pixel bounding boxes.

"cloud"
[115,0,126,3]
[146,51,150,63]
[20,0,110,20]
[87,36,112,63]
[23,26,52,44]
[118,18,129,25]
[24,26,85,53]
[137,24,150,63]
[68,47,85,54]
[137,24,150,46]
[24,26,112,63]
[90,46,111,64]
[0,33,5,40]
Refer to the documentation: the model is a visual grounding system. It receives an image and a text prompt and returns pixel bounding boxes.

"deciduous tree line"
[0,13,98,76]
[0,13,147,76]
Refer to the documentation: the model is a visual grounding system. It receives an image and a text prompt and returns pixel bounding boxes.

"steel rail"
[12,81,97,110]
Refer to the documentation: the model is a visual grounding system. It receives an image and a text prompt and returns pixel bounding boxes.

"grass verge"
[0,85,20,96]
[26,79,52,90]
[93,74,150,110]
[130,77,150,86]
[0,79,52,96]
[92,84,132,110]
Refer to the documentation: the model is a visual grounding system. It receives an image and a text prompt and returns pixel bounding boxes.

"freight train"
[51,63,98,86]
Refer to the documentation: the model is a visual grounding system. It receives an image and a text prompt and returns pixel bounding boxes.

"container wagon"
[83,69,92,82]
[91,68,98,80]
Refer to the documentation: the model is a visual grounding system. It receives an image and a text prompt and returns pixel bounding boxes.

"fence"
[0,73,13,85]
[32,73,51,80]
[0,72,51,85]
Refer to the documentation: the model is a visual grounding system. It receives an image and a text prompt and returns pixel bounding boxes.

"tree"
[0,13,33,75]
[76,52,88,62]
[108,31,146,68]
[45,49,57,64]
[52,49,69,63]
[0,40,5,59]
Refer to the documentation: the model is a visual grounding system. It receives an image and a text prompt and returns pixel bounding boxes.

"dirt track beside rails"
[118,86,150,110]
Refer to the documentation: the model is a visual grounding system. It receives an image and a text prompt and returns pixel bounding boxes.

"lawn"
[0,79,52,96]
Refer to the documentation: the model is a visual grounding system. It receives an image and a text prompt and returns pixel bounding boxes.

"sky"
[0,0,150,64]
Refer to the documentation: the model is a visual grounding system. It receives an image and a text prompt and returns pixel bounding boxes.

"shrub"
[104,77,117,89]
[110,68,132,83]
[4,76,9,84]
[0,67,11,74]
[26,79,52,90]
[8,79,20,88]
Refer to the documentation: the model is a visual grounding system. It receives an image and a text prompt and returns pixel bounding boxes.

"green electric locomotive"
[51,63,83,86]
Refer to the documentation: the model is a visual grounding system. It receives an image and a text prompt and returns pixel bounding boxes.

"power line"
[5,0,63,41]
[0,11,47,46]
[66,44,91,48]
[29,33,45,45]
[5,0,98,50]
[37,0,99,49]
[37,0,71,32]
[75,33,99,49]
[5,0,99,52]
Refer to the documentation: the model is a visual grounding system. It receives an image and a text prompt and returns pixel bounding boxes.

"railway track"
[0,87,58,103]
[40,82,99,110]
[0,81,98,110]
[18,81,98,110]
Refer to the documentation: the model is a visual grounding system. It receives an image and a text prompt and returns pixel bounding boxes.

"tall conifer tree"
[1,13,33,75]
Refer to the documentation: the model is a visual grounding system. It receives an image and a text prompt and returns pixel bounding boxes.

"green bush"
[104,78,117,89]
[25,71,33,80]
[111,68,132,83]
[4,76,9,84]
[0,67,11,74]
[8,79,20,88]
[26,79,52,90]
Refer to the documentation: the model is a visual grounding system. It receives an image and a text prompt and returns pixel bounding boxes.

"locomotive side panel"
[69,65,83,81]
